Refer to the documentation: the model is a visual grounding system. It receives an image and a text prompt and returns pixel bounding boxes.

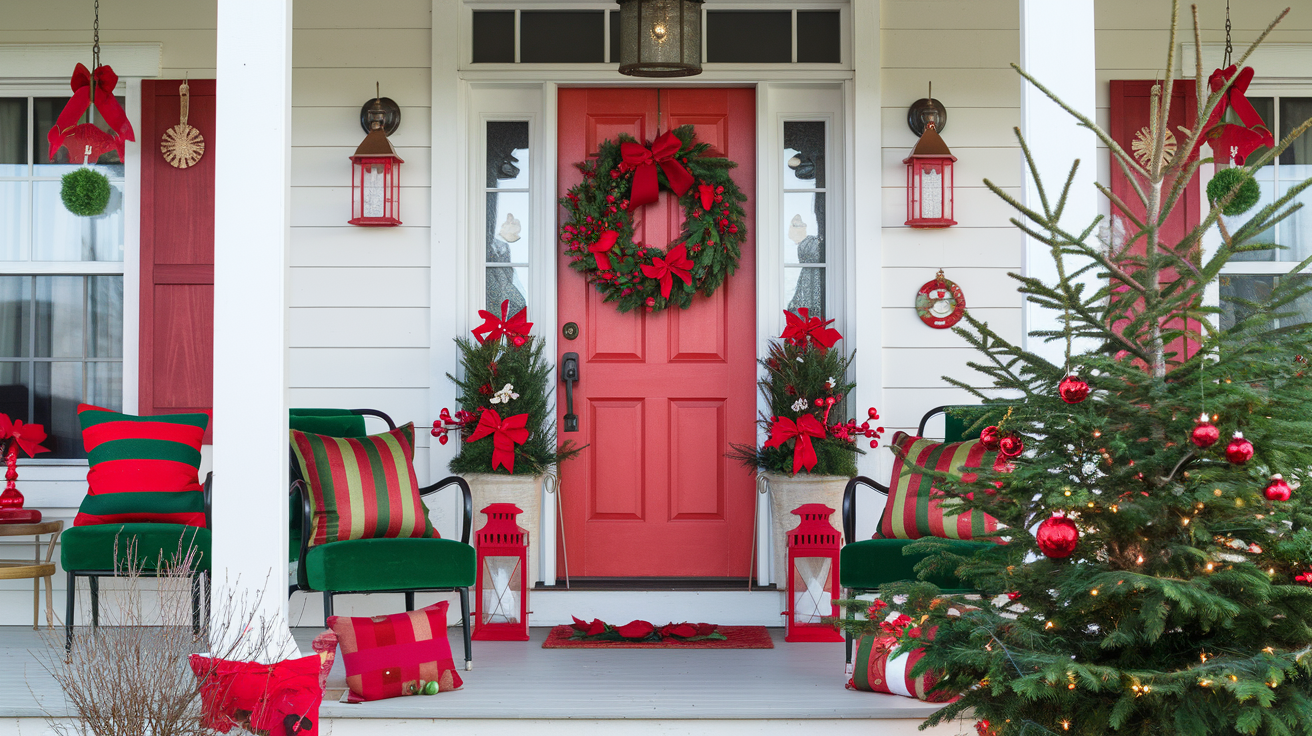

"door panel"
[557,87,756,578]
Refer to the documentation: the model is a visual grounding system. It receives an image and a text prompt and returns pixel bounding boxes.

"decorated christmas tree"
[438,301,579,475]
[841,5,1312,735]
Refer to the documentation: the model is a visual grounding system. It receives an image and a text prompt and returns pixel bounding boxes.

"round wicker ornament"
[161,79,205,169]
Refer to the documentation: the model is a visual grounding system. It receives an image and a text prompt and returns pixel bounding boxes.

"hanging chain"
[1223,0,1233,68]
[92,0,100,69]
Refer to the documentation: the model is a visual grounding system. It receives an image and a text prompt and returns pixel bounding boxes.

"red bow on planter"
[472,300,533,345]
[640,244,693,299]
[47,64,136,162]
[780,308,842,351]
[620,131,694,210]
[764,414,826,475]
[1201,65,1274,165]
[590,230,620,271]
[466,409,530,473]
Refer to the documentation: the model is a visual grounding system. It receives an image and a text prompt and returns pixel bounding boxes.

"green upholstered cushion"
[304,538,475,592]
[61,523,211,573]
[943,410,978,443]
[840,538,990,592]
[290,411,368,439]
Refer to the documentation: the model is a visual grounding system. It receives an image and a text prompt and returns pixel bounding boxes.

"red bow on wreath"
[781,308,842,351]
[764,414,826,475]
[466,409,530,473]
[640,244,694,299]
[620,131,694,210]
[1200,65,1274,165]
[472,300,533,345]
[591,230,620,271]
[47,64,135,162]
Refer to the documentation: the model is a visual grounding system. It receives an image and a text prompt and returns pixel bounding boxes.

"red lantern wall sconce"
[904,85,956,229]
[349,85,403,226]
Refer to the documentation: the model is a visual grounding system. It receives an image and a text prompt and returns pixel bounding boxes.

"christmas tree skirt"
[542,625,774,649]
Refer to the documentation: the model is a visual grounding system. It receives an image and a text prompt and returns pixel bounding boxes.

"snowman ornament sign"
[915,269,965,329]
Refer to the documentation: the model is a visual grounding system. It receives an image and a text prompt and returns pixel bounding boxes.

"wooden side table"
[0,520,63,629]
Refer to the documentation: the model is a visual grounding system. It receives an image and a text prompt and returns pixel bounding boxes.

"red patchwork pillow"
[327,601,464,702]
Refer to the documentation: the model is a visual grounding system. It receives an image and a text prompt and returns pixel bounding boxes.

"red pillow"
[189,653,325,735]
[328,601,464,702]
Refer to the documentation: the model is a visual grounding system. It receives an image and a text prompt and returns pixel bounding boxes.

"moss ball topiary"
[60,168,112,217]
[1206,167,1261,216]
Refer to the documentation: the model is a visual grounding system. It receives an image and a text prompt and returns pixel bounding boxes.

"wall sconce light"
[349,85,403,227]
[904,84,956,229]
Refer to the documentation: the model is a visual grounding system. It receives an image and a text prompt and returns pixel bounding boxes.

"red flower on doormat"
[568,616,727,643]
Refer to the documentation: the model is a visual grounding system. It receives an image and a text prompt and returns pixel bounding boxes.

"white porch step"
[529,588,789,627]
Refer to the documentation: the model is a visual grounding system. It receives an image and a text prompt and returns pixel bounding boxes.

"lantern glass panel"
[920,163,943,220]
[362,162,386,218]
[791,555,833,624]
[480,555,523,625]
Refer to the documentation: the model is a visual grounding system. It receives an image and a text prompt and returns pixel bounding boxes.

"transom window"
[0,95,125,458]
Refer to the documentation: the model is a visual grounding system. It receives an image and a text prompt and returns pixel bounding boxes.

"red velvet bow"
[591,230,620,271]
[1201,65,1274,164]
[47,64,136,162]
[780,308,842,351]
[466,409,530,473]
[639,244,694,299]
[472,300,533,345]
[0,414,49,458]
[763,414,826,475]
[620,131,694,210]
[698,183,716,211]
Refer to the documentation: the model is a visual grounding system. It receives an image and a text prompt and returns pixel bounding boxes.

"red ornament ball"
[1190,413,1220,448]
[1225,432,1254,465]
[1058,374,1090,404]
[980,426,1002,451]
[1265,474,1293,502]
[1036,515,1080,559]
[998,435,1025,459]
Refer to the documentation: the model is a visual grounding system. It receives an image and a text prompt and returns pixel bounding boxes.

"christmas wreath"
[559,125,747,313]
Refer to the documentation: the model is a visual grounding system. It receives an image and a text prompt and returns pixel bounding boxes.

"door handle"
[561,352,580,433]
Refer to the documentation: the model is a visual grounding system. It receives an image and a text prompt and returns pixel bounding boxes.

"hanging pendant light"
[616,0,704,78]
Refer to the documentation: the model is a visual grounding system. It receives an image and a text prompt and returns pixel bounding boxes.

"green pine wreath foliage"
[559,125,747,313]
[1207,166,1262,216]
[60,168,111,217]
[446,334,580,476]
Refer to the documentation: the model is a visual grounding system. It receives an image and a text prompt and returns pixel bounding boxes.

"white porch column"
[212,0,295,657]
[1019,0,1097,364]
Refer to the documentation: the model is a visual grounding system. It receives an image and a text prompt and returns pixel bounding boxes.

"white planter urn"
[763,472,848,591]
[463,473,542,588]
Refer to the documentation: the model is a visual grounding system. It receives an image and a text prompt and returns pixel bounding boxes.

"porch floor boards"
[0,626,946,721]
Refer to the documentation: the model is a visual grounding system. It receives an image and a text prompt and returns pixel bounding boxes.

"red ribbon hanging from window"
[47,64,136,162]
[619,131,694,210]
[466,409,531,474]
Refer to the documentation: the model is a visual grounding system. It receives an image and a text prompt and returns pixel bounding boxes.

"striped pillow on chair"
[74,404,209,527]
[876,431,1001,541]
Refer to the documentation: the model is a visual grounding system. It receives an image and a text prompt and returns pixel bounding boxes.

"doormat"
[543,625,774,649]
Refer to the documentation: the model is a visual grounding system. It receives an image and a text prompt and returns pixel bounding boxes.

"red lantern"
[472,503,529,641]
[785,503,843,643]
[348,98,403,226]
[904,121,957,228]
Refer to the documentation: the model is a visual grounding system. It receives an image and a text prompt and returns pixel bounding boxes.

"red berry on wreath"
[1191,413,1220,448]
[1036,515,1079,559]
[980,426,1001,451]
[715,186,724,194]
[1225,432,1254,464]
[1058,374,1090,404]
[1264,474,1293,502]
[645,297,655,308]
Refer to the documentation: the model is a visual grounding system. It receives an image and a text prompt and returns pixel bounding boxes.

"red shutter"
[1108,80,1200,364]
[140,80,215,441]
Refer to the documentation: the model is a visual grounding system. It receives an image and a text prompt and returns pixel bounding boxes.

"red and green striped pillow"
[74,404,209,528]
[290,423,435,547]
[875,431,1001,541]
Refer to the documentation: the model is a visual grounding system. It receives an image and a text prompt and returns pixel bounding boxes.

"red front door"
[556,88,757,578]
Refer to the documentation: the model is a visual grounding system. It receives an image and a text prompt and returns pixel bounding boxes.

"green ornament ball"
[60,168,112,217]
[422,680,440,695]
[1206,167,1261,216]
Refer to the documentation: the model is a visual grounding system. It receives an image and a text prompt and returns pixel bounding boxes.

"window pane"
[487,266,528,315]
[784,121,825,188]
[34,97,124,168]
[1219,273,1312,330]
[487,121,530,189]
[1275,177,1312,262]
[784,192,825,263]
[521,11,605,63]
[33,179,124,261]
[0,277,30,358]
[472,11,516,63]
[87,361,122,412]
[1226,174,1275,261]
[610,10,621,63]
[0,181,27,260]
[35,276,84,358]
[0,362,30,428]
[487,192,529,264]
[797,11,841,64]
[785,267,824,316]
[34,361,84,459]
[1241,97,1275,167]
[1279,98,1312,167]
[88,276,123,358]
[706,11,791,63]
[0,98,26,175]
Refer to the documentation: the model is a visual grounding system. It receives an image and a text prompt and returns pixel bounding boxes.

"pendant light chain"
[1223,0,1233,68]
[92,0,100,70]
